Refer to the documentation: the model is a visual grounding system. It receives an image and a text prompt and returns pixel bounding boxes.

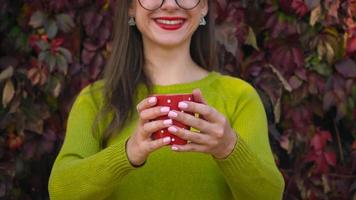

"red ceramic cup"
[150,93,195,145]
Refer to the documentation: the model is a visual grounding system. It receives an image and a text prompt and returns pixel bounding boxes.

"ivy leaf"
[36,40,50,51]
[215,22,238,55]
[45,19,58,39]
[305,0,320,9]
[335,59,356,78]
[245,26,259,50]
[0,66,14,82]
[2,79,15,108]
[56,53,68,75]
[55,14,75,33]
[310,5,321,26]
[29,11,46,28]
[324,152,336,166]
[57,47,73,63]
[311,130,332,151]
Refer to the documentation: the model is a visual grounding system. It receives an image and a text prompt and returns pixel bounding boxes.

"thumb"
[192,88,207,104]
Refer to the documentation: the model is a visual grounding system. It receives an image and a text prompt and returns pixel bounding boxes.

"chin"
[152,35,191,48]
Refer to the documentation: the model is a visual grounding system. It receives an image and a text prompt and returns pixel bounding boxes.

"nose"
[160,0,179,10]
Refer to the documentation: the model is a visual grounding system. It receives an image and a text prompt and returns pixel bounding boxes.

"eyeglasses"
[138,0,201,11]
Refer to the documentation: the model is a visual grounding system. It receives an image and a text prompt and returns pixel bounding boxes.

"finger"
[139,106,170,121]
[171,143,207,153]
[167,110,215,133]
[177,101,219,123]
[192,88,208,121]
[192,88,208,105]
[146,136,171,153]
[167,126,208,144]
[141,119,173,138]
[136,96,157,113]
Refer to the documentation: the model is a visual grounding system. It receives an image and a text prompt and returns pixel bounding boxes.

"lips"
[154,17,186,31]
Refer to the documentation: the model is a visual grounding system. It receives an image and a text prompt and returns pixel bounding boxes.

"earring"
[199,16,206,26]
[128,16,136,26]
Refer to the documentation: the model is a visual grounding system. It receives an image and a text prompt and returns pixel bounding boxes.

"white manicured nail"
[164,119,172,125]
[172,146,179,151]
[168,111,178,118]
[163,137,171,143]
[168,126,177,133]
[160,107,170,113]
[178,102,188,109]
[148,97,157,103]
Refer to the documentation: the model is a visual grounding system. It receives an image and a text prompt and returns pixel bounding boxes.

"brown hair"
[97,0,218,147]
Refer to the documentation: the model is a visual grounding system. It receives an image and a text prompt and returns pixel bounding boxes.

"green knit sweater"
[48,71,285,199]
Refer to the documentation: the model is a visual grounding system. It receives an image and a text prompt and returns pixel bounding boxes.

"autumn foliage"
[0,0,355,199]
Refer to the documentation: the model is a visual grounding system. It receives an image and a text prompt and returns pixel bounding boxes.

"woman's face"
[129,0,208,48]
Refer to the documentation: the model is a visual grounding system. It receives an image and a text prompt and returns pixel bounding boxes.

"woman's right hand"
[126,96,172,166]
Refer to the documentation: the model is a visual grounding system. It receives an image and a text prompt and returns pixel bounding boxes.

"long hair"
[97,0,218,147]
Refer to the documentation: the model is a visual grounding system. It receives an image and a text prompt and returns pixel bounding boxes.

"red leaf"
[335,59,356,78]
[311,130,332,151]
[346,34,356,56]
[324,152,336,166]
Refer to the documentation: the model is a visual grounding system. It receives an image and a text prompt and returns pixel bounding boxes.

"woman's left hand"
[167,88,238,159]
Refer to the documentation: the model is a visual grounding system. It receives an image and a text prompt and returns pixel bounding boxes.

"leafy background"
[0,0,355,199]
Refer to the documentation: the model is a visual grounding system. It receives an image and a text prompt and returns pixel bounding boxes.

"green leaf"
[56,54,68,75]
[48,54,56,72]
[348,97,355,111]
[29,11,46,28]
[45,20,58,39]
[7,26,30,52]
[55,14,75,33]
[57,47,73,63]
[36,40,50,51]
[306,55,332,76]
[352,85,356,98]
[38,51,50,62]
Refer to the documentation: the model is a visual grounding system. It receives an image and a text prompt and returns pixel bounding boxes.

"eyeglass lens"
[138,0,200,11]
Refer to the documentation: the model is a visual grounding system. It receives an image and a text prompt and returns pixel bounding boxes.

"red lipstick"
[154,17,186,31]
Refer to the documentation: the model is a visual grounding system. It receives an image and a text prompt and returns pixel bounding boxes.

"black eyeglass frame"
[138,0,201,11]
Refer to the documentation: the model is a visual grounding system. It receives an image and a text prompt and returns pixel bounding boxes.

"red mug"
[150,93,195,145]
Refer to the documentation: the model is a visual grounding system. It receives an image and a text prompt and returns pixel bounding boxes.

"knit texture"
[48,71,285,199]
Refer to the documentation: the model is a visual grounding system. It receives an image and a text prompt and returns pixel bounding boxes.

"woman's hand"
[126,97,172,166]
[167,89,238,159]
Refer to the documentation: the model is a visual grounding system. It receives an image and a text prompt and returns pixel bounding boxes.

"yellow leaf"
[317,40,326,60]
[53,81,61,97]
[0,66,14,82]
[267,64,292,92]
[2,79,15,108]
[310,5,322,26]
[245,26,259,50]
[324,42,335,64]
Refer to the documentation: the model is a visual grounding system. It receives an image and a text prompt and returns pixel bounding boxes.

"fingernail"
[163,119,172,125]
[148,97,157,103]
[168,111,178,118]
[163,137,171,143]
[172,146,179,151]
[160,107,170,113]
[168,126,177,133]
[178,102,188,109]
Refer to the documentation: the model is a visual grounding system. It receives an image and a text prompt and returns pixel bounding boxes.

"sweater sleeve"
[214,84,285,200]
[48,86,137,200]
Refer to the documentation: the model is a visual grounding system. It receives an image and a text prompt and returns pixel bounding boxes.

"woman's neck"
[143,39,208,86]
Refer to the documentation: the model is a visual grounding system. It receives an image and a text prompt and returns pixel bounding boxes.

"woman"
[48,0,285,199]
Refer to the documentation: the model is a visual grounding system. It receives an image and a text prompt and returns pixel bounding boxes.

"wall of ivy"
[0,0,355,199]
